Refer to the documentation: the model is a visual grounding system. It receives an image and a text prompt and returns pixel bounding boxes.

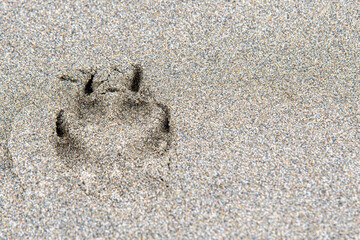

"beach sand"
[1,1,360,238]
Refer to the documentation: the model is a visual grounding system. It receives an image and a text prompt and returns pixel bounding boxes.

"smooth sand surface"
[1,1,360,239]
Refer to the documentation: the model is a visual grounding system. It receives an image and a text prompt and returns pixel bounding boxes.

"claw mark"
[130,65,142,92]
[162,115,170,133]
[84,74,95,95]
[157,103,171,133]
[56,110,66,138]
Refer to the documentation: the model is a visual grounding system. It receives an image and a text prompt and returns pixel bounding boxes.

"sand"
[1,1,360,239]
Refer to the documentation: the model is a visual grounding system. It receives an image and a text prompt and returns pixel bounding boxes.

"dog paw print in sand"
[9,64,176,202]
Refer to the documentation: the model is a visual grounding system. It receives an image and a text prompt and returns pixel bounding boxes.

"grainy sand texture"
[1,1,360,239]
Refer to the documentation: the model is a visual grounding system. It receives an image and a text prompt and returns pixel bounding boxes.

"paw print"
[54,64,175,201]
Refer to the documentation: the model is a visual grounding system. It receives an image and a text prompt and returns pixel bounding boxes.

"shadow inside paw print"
[54,64,176,202]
